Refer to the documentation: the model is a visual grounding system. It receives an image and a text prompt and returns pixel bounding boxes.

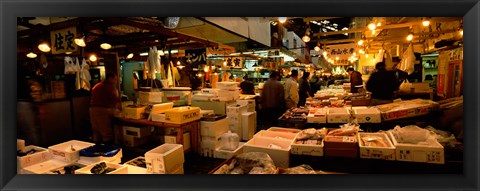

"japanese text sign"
[50,27,78,54]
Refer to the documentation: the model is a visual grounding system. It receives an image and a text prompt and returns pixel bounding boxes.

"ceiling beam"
[17,18,100,37]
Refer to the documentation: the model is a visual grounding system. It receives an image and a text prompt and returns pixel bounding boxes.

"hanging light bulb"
[368,23,376,30]
[422,20,430,27]
[65,52,72,55]
[158,50,165,56]
[314,45,321,52]
[204,66,209,72]
[223,61,227,66]
[302,34,310,43]
[126,53,134,59]
[89,55,97,62]
[177,61,181,65]
[26,52,37,58]
[406,33,414,41]
[100,43,112,50]
[37,43,51,52]
[278,17,287,23]
[74,36,86,47]
[357,39,364,46]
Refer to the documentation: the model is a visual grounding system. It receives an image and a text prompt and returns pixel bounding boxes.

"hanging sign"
[324,43,356,65]
[447,48,463,61]
[50,27,78,54]
[185,48,207,65]
[224,57,243,68]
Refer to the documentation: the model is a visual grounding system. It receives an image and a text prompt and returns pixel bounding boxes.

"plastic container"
[48,140,95,163]
[219,131,240,151]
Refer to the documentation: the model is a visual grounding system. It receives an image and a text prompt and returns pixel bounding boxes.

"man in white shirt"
[284,70,299,109]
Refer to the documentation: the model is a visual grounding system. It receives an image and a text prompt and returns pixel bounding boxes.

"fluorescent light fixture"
[140,52,148,56]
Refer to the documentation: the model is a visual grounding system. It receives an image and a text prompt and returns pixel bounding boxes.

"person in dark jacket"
[347,68,363,93]
[260,71,285,129]
[298,72,312,107]
[240,74,255,95]
[366,62,398,106]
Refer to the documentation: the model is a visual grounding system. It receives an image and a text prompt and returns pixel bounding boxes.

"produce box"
[48,140,95,163]
[267,127,301,134]
[253,130,297,143]
[139,91,163,105]
[20,159,69,174]
[214,142,245,159]
[48,163,86,174]
[200,118,229,137]
[76,161,128,174]
[124,157,147,174]
[358,133,395,160]
[145,144,185,174]
[375,99,440,121]
[291,139,324,157]
[164,106,201,124]
[122,134,149,147]
[165,132,191,151]
[17,139,25,150]
[216,82,240,90]
[327,108,351,123]
[324,135,358,158]
[123,126,154,138]
[354,107,381,123]
[123,105,147,119]
[388,131,444,164]
[351,98,371,106]
[243,136,292,168]
[17,146,51,173]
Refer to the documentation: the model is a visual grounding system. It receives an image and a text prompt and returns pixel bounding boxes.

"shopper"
[309,74,321,96]
[347,68,363,93]
[240,74,255,95]
[260,71,285,129]
[284,70,299,109]
[366,62,398,106]
[89,72,121,144]
[298,72,312,107]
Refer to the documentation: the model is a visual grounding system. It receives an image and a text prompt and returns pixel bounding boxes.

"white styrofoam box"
[192,94,216,101]
[124,157,147,174]
[151,113,166,122]
[162,87,192,106]
[241,112,256,140]
[165,132,191,151]
[164,106,201,124]
[216,82,240,90]
[243,136,292,168]
[227,104,248,124]
[218,90,240,101]
[150,102,175,114]
[124,106,147,119]
[78,149,123,165]
[200,118,229,137]
[200,110,215,117]
[17,146,51,173]
[139,91,164,104]
[211,96,233,102]
[76,161,128,174]
[354,107,381,123]
[47,162,87,174]
[291,139,324,157]
[123,126,154,138]
[201,88,220,95]
[17,139,25,150]
[358,133,395,160]
[237,99,255,112]
[254,130,297,143]
[267,127,301,135]
[214,142,245,159]
[327,108,351,123]
[21,159,70,174]
[48,140,95,163]
[307,108,328,124]
[387,131,444,164]
[145,144,185,174]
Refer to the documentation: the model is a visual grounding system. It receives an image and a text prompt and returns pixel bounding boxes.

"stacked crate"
[226,104,248,141]
[199,117,229,157]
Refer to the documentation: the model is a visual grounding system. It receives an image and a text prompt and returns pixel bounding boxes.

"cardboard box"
[123,126,154,138]
[241,112,256,140]
[17,139,25,150]
[20,159,70,174]
[124,106,147,119]
[216,82,240,90]
[48,140,95,163]
[388,131,444,164]
[17,145,51,173]
[375,99,439,121]
[165,132,191,151]
[145,144,185,174]
[164,106,201,124]
[354,107,381,123]
[76,161,128,174]
[291,139,324,157]
[267,127,301,134]
[148,102,174,119]
[214,142,245,159]
[200,118,229,137]
[139,91,164,104]
[254,130,297,143]
[324,135,359,158]
[123,134,149,147]
[78,149,123,165]
[358,133,395,160]
[243,136,292,168]
[327,108,351,123]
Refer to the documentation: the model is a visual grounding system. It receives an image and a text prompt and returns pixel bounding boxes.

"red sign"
[437,74,445,94]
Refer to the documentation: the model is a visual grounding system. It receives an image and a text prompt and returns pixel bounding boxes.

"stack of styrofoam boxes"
[214,82,240,102]
[123,156,148,174]
[226,103,249,141]
[145,144,185,174]
[387,131,445,164]
[193,89,218,101]
[358,132,396,160]
[165,131,191,151]
[122,126,154,148]
[200,117,229,157]
[139,91,164,105]
[243,135,294,168]
[237,99,257,140]
[17,145,52,174]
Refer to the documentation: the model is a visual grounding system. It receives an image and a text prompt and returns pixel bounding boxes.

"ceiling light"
[406,33,414,41]
[100,43,112,50]
[368,23,376,30]
[74,37,86,47]
[65,52,72,55]
[155,40,159,42]
[302,35,310,43]
[26,52,37,58]
[126,53,134,59]
[314,45,321,52]
[177,61,181,65]
[37,43,51,52]
[377,22,381,27]
[140,52,148,56]
[335,57,339,60]
[278,17,287,23]
[422,20,430,27]
[158,50,165,56]
[366,54,369,58]
[223,61,227,66]
[459,27,463,36]
[89,55,97,62]
[357,40,364,46]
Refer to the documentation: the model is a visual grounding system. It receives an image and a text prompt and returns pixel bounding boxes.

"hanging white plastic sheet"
[398,44,415,75]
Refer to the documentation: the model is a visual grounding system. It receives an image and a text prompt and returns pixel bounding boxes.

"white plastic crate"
[200,118,229,137]
[388,131,444,164]
[75,161,128,174]
[327,108,350,123]
[254,130,297,143]
[20,159,70,174]
[214,142,245,159]
[358,132,395,160]
[354,108,381,123]
[291,139,324,157]
[48,140,95,163]
[17,145,51,173]
[243,136,292,168]
[145,144,185,174]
